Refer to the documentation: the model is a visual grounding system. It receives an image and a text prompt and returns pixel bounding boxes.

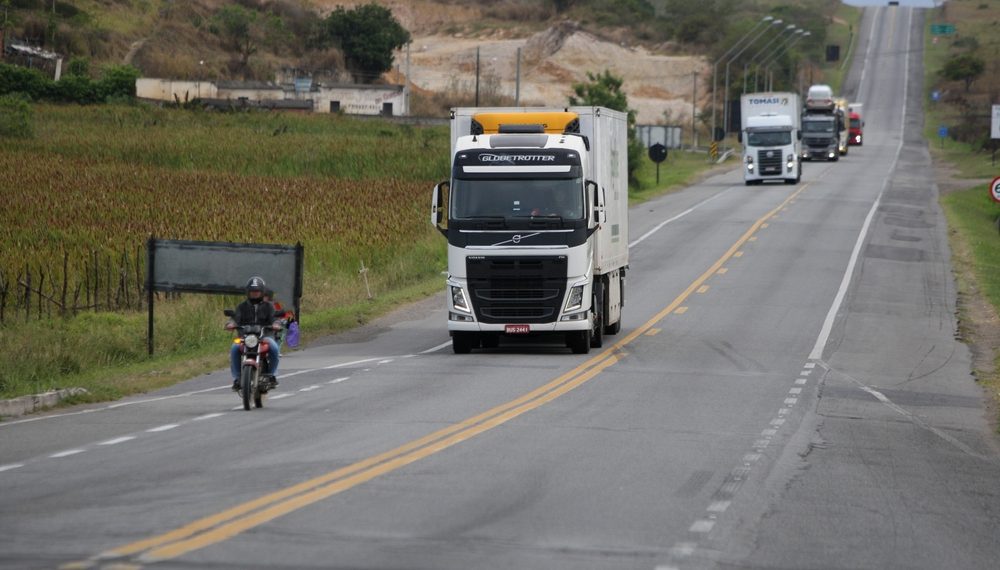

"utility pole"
[405,41,411,116]
[692,70,698,149]
[475,46,480,107]
[515,47,521,107]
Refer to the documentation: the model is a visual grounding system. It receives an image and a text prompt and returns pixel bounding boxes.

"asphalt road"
[3,6,999,570]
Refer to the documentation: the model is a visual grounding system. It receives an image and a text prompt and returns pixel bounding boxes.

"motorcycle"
[224,310,279,411]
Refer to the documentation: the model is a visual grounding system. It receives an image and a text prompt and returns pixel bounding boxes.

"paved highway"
[3,6,999,570]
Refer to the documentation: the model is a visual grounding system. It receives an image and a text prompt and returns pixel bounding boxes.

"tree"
[320,3,410,83]
[569,70,644,184]
[211,5,286,70]
[940,53,985,93]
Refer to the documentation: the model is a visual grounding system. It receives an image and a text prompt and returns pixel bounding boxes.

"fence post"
[147,237,155,356]
[24,265,30,322]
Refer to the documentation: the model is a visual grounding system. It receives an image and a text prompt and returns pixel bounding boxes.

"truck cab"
[801,113,840,161]
[432,108,628,354]
[742,114,801,185]
[848,111,863,145]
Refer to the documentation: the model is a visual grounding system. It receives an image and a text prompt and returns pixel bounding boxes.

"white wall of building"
[136,78,406,116]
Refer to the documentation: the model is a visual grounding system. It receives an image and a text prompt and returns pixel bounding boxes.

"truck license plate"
[505,324,530,334]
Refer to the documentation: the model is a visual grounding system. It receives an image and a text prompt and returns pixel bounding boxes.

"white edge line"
[421,341,452,354]
[628,189,731,249]
[323,357,381,369]
[0,463,25,472]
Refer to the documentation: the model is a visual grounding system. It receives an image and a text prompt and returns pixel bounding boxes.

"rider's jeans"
[230,338,280,379]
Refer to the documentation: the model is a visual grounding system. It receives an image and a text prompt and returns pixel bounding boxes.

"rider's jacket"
[233,299,277,337]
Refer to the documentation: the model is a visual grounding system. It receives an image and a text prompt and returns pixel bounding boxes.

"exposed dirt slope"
[314,0,706,123]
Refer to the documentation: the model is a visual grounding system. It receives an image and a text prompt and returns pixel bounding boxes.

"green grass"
[630,150,723,203]
[821,2,862,93]
[941,190,1000,312]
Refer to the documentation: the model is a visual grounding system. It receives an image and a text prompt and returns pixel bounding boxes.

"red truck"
[848,103,864,146]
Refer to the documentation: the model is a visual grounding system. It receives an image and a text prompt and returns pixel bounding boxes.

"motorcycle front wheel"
[240,365,253,411]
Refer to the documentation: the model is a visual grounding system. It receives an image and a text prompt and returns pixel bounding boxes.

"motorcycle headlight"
[245,334,259,349]
[565,285,585,312]
[451,286,471,313]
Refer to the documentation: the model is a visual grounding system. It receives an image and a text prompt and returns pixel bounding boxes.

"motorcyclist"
[226,276,281,391]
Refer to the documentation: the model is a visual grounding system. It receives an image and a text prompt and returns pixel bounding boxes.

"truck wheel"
[568,330,591,354]
[452,332,477,354]
[604,318,621,335]
[590,289,604,348]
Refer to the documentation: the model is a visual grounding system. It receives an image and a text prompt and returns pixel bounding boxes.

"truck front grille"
[466,256,567,324]
[756,150,783,174]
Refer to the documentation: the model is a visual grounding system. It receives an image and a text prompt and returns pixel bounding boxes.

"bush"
[0,63,51,99]
[98,64,140,99]
[0,94,33,138]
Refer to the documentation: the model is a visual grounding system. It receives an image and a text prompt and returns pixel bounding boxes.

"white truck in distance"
[739,92,802,185]
[432,107,629,354]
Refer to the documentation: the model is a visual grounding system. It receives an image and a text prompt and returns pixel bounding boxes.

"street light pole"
[723,19,783,138]
[749,24,797,92]
[769,32,807,90]
[711,16,774,146]
[760,29,804,91]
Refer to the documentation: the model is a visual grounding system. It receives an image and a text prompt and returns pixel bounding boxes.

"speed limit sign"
[991,176,1000,203]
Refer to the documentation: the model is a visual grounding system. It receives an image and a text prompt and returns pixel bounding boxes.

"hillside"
[4,1,842,123]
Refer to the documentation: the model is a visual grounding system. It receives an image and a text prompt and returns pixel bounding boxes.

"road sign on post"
[938,125,948,148]
[930,23,955,35]
[991,177,1000,204]
[648,143,667,184]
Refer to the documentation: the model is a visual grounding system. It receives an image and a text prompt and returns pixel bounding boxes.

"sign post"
[990,176,1000,235]
[648,143,668,184]
[992,105,1000,166]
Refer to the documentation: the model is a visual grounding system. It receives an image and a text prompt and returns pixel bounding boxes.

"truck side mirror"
[737,131,742,143]
[431,180,449,236]
[587,180,606,224]
[797,131,802,141]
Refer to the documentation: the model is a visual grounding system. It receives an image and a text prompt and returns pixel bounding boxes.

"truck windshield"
[747,131,791,146]
[451,178,584,220]
[850,118,861,129]
[803,121,834,133]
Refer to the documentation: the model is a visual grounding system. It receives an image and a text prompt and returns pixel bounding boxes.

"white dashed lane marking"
[50,449,86,458]
[98,436,136,446]
[0,463,24,472]
[146,424,179,433]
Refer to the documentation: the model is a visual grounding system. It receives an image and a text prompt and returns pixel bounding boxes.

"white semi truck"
[738,92,802,185]
[432,107,629,354]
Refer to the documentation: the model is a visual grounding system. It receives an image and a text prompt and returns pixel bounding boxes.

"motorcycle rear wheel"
[240,365,253,411]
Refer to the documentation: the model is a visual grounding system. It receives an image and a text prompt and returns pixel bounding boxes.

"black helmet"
[246,276,266,294]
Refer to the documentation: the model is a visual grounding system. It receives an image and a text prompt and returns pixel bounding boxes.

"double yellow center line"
[92,182,808,566]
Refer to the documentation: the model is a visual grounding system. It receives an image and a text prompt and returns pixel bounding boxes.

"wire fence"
[0,246,165,324]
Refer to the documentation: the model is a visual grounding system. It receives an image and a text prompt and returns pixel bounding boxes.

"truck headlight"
[786,154,794,170]
[565,285,585,312]
[745,156,754,172]
[451,286,471,313]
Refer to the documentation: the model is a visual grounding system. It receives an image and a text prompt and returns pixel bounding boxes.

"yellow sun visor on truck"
[471,112,580,135]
